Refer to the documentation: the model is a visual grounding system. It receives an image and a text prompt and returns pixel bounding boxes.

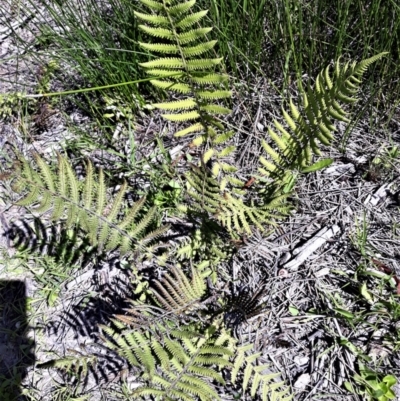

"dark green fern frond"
[179,165,291,235]
[231,344,293,401]
[259,53,388,191]
[6,153,168,257]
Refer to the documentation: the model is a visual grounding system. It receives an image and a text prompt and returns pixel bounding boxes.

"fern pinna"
[5,153,168,257]
[232,344,293,401]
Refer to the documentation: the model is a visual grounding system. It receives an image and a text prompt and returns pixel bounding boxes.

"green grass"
[4,0,156,116]
[3,0,399,124]
[199,0,400,108]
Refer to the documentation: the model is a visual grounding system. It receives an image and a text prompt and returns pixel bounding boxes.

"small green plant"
[36,60,59,95]
[0,92,26,119]
[100,265,292,401]
[135,0,387,237]
[2,152,168,260]
[345,362,397,401]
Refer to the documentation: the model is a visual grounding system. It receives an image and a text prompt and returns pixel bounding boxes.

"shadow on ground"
[0,280,35,401]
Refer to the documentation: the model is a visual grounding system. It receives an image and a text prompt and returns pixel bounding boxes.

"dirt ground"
[1,1,400,400]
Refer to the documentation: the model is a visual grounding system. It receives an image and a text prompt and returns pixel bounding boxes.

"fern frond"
[258,53,388,192]
[183,166,287,235]
[153,265,206,313]
[7,154,166,257]
[102,308,232,401]
[37,351,98,388]
[232,344,293,401]
[137,0,234,177]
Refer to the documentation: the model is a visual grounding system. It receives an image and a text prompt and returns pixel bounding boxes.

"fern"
[37,351,99,391]
[152,264,207,314]
[101,265,293,401]
[138,0,311,235]
[136,1,386,236]
[179,165,291,235]
[4,153,168,257]
[231,344,293,401]
[135,0,237,174]
[98,265,236,400]
[258,53,388,192]
[173,54,388,235]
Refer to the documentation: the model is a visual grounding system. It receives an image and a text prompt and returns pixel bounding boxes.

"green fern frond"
[153,265,206,313]
[7,153,167,257]
[183,166,288,235]
[258,53,388,189]
[37,351,98,387]
[137,0,235,176]
[102,308,232,401]
[232,344,293,401]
